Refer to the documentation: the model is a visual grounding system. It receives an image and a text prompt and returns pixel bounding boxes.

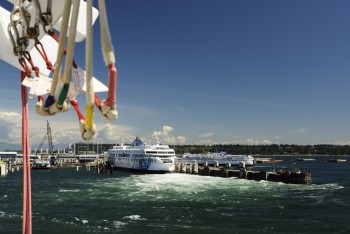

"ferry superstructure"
[108,137,176,173]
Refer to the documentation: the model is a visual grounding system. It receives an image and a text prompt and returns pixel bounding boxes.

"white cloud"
[52,129,82,146]
[163,136,178,145]
[177,136,186,144]
[27,118,135,147]
[160,135,187,145]
[151,125,186,144]
[95,124,135,144]
[331,140,350,145]
[194,139,219,145]
[220,138,275,145]
[153,125,174,137]
[163,125,174,134]
[49,122,136,146]
[246,138,274,145]
[0,111,278,147]
[0,112,22,143]
[27,118,81,147]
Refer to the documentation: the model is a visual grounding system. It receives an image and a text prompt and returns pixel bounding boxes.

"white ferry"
[108,137,176,173]
[180,152,256,167]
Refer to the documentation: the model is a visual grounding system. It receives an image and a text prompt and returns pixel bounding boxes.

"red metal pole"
[21,71,32,234]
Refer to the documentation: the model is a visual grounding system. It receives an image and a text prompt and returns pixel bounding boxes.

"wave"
[59,189,81,193]
[0,210,20,219]
[310,183,344,190]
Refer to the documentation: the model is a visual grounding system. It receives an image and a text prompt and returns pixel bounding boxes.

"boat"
[297,158,316,161]
[180,152,256,167]
[256,157,272,163]
[326,159,346,163]
[31,159,51,169]
[255,156,282,164]
[107,137,176,173]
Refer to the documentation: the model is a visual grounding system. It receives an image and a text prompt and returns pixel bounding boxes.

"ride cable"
[36,0,72,115]
[96,0,118,122]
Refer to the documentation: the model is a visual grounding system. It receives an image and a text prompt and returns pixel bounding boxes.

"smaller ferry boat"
[256,157,272,163]
[255,157,283,164]
[297,158,316,162]
[326,158,346,163]
[180,152,256,167]
[108,137,176,173]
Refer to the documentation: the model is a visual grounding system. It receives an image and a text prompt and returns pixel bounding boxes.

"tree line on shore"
[170,144,350,156]
[10,143,349,156]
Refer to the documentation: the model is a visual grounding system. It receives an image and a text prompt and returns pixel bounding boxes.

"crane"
[35,120,54,162]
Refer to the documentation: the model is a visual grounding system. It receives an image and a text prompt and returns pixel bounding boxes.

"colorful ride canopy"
[0,0,99,76]
[0,0,117,142]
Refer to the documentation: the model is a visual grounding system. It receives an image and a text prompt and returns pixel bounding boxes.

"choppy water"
[1,156,350,234]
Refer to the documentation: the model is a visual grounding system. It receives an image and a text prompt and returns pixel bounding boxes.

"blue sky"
[1,0,350,147]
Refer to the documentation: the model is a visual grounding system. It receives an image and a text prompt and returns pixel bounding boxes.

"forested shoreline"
[171,144,350,156]
[9,143,349,156]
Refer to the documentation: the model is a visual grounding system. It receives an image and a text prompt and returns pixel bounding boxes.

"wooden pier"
[175,162,312,184]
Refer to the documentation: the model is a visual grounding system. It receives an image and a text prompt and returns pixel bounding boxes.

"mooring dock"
[174,162,312,184]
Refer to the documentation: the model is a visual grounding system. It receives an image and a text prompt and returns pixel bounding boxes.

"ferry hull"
[109,157,176,173]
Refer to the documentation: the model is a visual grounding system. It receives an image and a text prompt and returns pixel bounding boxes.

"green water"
[1,156,350,233]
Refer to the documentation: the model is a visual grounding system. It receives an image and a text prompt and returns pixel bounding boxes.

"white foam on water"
[59,189,81,193]
[312,183,344,190]
[0,210,20,219]
[128,173,236,193]
[113,220,128,229]
[89,173,316,204]
[123,214,146,221]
